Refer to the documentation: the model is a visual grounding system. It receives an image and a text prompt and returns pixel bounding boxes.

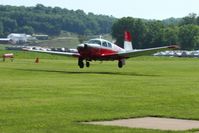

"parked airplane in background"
[24,32,177,68]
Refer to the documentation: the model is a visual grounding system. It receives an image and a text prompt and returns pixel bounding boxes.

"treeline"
[112,13,199,50]
[0,4,115,37]
[1,4,199,50]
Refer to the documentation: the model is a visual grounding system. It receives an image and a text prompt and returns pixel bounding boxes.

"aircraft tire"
[118,60,123,68]
[86,61,90,67]
[79,61,84,68]
[78,58,84,68]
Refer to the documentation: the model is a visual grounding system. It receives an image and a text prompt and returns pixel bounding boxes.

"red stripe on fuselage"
[78,46,118,60]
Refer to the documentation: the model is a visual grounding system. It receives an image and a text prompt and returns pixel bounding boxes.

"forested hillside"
[0,4,116,37]
[112,13,199,50]
[1,4,199,50]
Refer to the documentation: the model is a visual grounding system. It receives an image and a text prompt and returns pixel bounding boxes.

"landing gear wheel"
[79,61,84,68]
[118,60,123,68]
[86,61,90,67]
[78,58,84,68]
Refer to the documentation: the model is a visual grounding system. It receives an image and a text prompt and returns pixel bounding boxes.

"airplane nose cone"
[77,43,88,49]
[77,44,84,48]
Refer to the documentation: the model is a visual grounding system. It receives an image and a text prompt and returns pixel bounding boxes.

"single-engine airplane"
[24,32,177,68]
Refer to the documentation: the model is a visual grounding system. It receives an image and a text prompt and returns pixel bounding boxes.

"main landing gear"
[78,58,90,68]
[78,58,125,68]
[118,59,125,68]
[78,58,84,68]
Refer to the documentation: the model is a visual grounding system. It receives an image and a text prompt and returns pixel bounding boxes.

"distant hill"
[0,4,116,37]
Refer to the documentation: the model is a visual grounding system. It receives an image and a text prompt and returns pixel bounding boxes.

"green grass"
[36,36,80,48]
[0,49,71,60]
[1,50,199,133]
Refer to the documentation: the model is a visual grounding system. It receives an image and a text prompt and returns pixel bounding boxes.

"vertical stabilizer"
[124,31,133,51]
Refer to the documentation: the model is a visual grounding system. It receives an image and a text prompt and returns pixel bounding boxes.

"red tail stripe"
[124,31,132,42]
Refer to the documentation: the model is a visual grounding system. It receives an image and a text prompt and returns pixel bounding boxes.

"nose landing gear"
[86,61,90,67]
[78,58,90,68]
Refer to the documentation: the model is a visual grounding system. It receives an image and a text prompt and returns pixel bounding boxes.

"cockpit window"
[102,41,107,47]
[108,42,112,48]
[88,40,101,45]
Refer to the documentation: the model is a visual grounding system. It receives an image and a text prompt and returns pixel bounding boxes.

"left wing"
[101,45,178,59]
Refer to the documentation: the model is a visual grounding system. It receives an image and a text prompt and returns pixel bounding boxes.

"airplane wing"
[101,45,178,60]
[23,48,80,57]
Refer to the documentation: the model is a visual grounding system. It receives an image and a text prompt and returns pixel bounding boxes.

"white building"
[7,33,36,44]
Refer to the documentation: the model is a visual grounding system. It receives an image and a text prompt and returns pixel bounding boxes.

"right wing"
[23,47,80,57]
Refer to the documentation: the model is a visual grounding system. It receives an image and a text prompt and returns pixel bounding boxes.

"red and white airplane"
[24,32,177,68]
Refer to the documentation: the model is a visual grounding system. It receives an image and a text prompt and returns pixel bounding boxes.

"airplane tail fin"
[124,31,133,51]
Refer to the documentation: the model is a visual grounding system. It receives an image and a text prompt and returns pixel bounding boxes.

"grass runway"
[1,51,199,133]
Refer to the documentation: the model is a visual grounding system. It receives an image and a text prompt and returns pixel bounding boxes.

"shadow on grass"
[16,68,159,77]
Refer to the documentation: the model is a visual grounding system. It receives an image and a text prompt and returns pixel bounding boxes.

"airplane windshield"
[88,40,101,45]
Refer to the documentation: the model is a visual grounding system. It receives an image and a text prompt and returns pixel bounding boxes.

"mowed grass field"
[1,50,199,133]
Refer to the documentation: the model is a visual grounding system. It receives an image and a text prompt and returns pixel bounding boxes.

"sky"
[0,0,199,20]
